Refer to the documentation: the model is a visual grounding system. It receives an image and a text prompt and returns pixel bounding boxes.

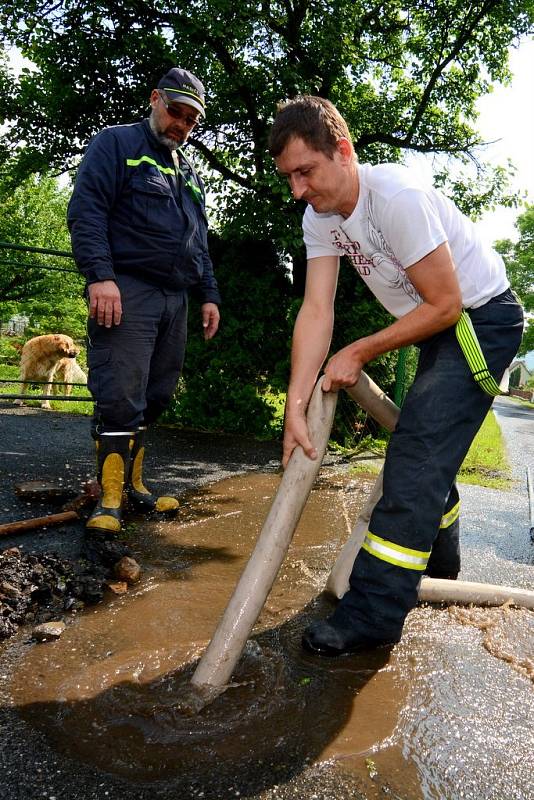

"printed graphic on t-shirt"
[366,193,421,307]
[329,193,422,310]
[330,229,373,275]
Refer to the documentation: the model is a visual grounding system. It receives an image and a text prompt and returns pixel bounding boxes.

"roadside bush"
[20,300,87,342]
[163,233,293,438]
[0,336,23,365]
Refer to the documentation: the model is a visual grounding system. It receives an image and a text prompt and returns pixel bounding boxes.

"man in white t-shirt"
[268,95,524,657]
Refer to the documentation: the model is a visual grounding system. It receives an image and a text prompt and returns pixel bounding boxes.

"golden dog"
[15,334,86,409]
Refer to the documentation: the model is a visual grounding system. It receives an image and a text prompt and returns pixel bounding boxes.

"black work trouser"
[425,483,460,580]
[87,274,188,434]
[335,289,524,642]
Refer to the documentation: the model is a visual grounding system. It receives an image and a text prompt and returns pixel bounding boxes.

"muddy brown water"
[4,470,534,799]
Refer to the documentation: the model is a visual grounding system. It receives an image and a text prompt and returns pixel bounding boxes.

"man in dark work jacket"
[68,67,221,534]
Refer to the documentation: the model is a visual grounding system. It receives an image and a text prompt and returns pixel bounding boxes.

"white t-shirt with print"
[303,162,508,319]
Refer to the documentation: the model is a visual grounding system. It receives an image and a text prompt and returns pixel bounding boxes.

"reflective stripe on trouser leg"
[426,484,461,579]
[440,500,460,528]
[337,295,523,641]
[332,531,430,641]
[361,532,430,571]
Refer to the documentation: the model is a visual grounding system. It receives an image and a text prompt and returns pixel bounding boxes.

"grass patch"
[331,434,388,459]
[0,362,93,416]
[458,410,513,489]
[348,459,383,478]
[508,394,534,410]
[346,409,513,490]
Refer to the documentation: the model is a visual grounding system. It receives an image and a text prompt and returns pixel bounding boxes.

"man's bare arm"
[283,255,339,466]
[323,242,462,391]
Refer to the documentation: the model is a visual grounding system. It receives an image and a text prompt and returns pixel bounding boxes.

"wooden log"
[0,510,79,536]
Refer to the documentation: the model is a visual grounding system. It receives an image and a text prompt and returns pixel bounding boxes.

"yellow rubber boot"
[126,427,179,514]
[86,433,132,533]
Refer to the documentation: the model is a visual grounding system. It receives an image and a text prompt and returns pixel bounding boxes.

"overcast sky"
[474,38,534,244]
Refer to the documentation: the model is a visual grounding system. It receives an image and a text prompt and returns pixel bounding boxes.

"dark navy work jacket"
[67,119,220,305]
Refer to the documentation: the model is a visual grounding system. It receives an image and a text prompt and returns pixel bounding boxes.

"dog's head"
[22,334,81,361]
[53,335,80,358]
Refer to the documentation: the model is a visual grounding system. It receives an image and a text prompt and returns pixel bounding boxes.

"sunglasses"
[158,91,200,129]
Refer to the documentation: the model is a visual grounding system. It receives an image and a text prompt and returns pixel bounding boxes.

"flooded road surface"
[5,468,534,800]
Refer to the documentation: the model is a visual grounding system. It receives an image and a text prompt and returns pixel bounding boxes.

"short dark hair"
[268,95,352,159]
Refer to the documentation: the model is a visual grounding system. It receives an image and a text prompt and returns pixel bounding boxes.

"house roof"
[510,359,532,375]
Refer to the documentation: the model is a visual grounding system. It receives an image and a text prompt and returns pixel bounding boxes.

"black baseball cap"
[157,68,206,117]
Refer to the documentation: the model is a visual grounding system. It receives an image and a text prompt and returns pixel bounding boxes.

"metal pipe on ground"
[0,394,94,401]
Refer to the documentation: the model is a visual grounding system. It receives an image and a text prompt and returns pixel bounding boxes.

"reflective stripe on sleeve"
[361,531,431,571]
[440,500,460,529]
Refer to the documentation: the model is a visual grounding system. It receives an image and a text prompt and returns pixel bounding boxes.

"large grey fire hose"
[191,371,534,693]
[418,577,534,608]
[190,376,338,690]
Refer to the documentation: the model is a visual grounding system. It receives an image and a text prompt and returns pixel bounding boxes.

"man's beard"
[149,112,182,150]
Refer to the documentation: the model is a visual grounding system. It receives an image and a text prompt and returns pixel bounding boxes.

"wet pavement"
[0,397,533,800]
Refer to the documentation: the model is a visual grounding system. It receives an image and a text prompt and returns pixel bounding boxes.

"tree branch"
[405,0,502,143]
[356,131,482,155]
[189,138,254,190]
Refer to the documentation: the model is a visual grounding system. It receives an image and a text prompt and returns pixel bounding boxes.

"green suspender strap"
[455,311,506,397]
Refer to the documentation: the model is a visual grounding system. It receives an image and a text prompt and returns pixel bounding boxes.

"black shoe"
[302,617,399,657]
[424,571,459,581]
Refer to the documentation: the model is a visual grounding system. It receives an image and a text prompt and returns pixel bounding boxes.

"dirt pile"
[0,535,133,639]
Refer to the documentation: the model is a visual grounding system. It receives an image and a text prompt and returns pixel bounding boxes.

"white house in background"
[509,359,532,388]
[0,313,30,336]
